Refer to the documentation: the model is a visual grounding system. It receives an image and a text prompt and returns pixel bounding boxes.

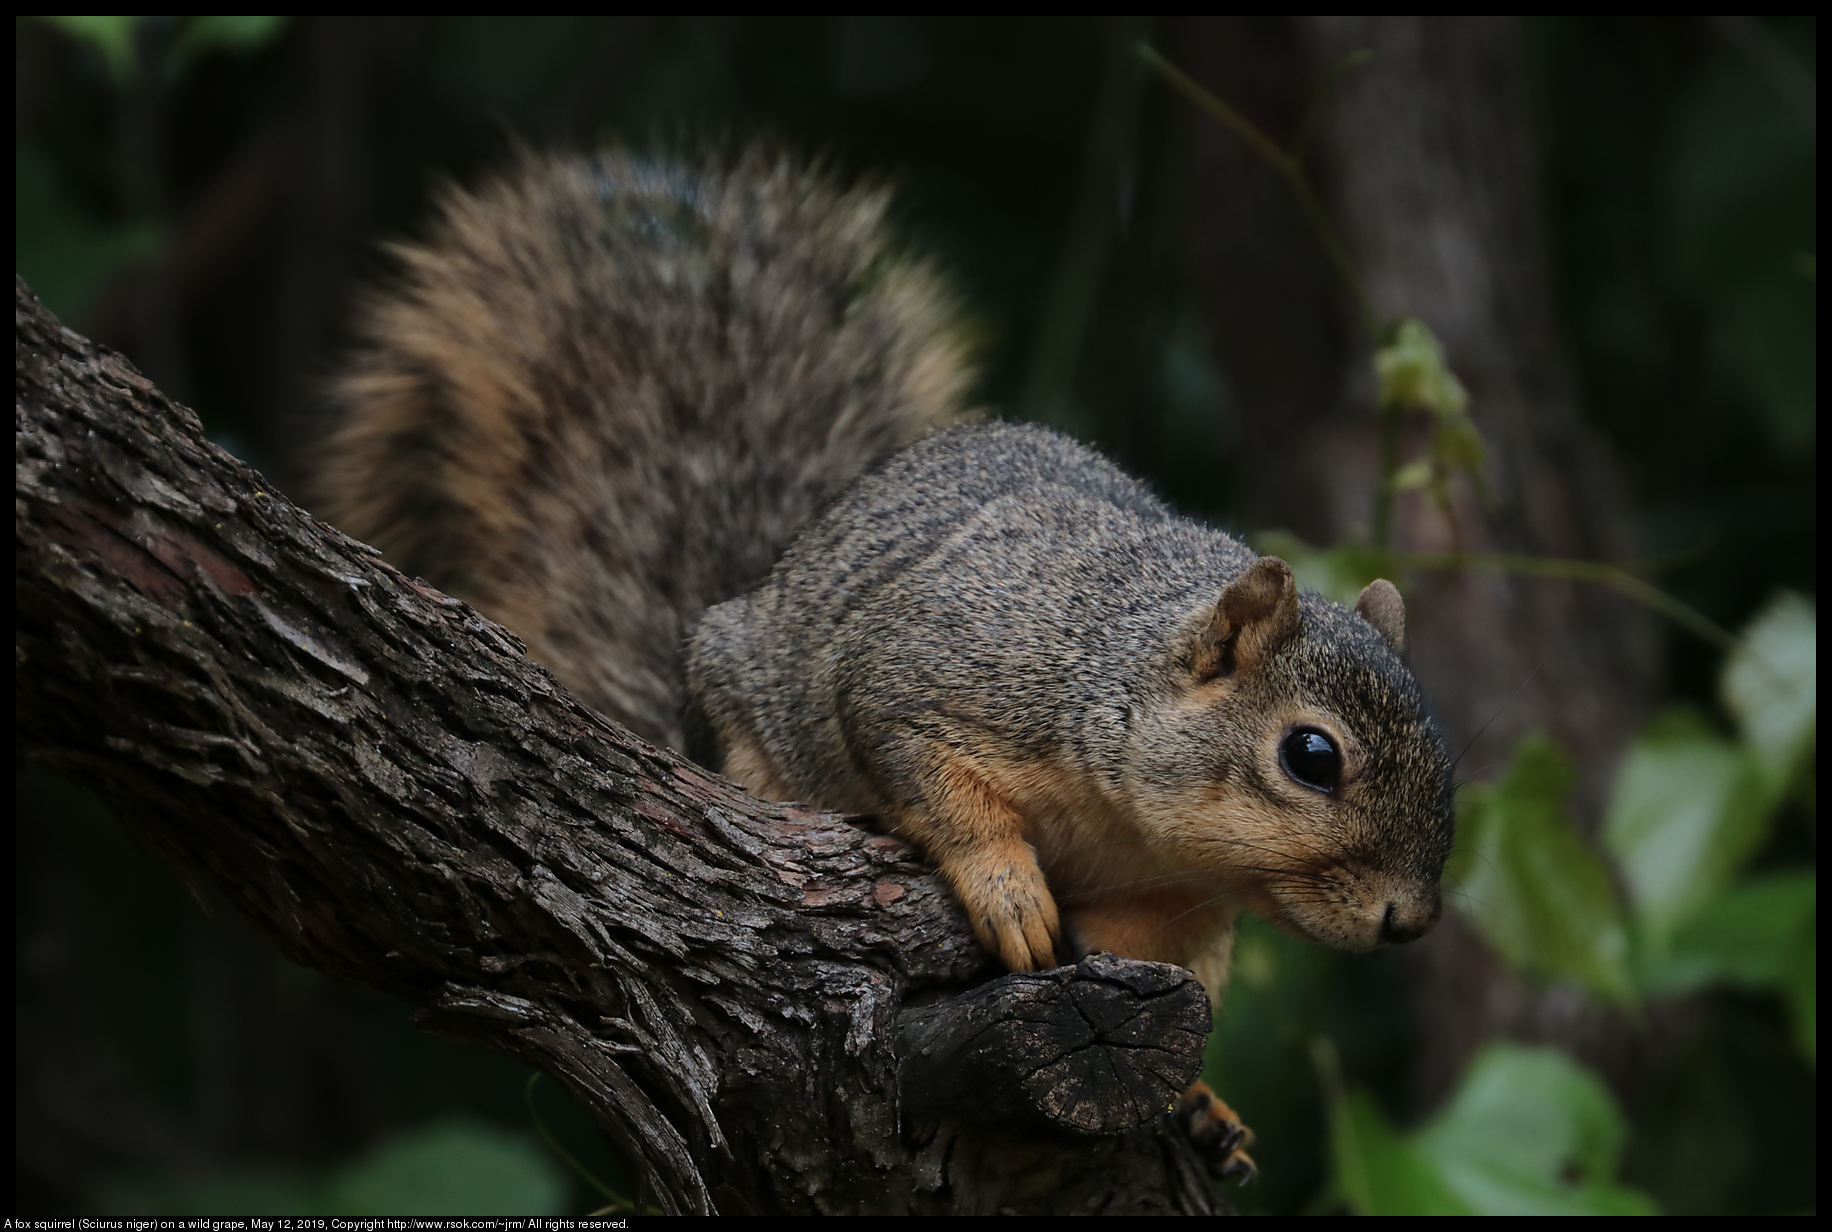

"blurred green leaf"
[1642,868,1815,990]
[1371,316,1490,515]
[1435,415,1487,474]
[1604,709,1772,952]
[40,15,139,80]
[1721,261,1817,455]
[1668,49,1816,292]
[107,1172,322,1216]
[1374,317,1468,417]
[173,15,289,67]
[104,1120,569,1216]
[1412,1045,1658,1215]
[1655,870,1816,1067]
[1785,935,1816,1068]
[1452,734,1634,1002]
[1201,917,1343,1215]
[1331,1088,1471,1215]
[1390,458,1433,492]
[1251,531,1393,608]
[1326,1044,1657,1215]
[39,16,287,88]
[1667,47,1817,455]
[1721,590,1816,794]
[16,146,166,323]
[326,1120,568,1215]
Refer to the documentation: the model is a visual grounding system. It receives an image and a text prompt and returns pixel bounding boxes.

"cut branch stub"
[898,953,1210,1142]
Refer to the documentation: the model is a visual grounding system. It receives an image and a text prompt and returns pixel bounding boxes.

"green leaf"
[103,1120,570,1216]
[16,146,167,323]
[40,15,139,80]
[1371,318,1490,512]
[1322,1043,1658,1215]
[1390,457,1433,492]
[1250,531,1394,608]
[173,15,289,67]
[1721,591,1816,796]
[1665,49,1817,456]
[1641,868,1815,993]
[1647,869,1816,1066]
[325,1120,569,1215]
[1433,415,1488,475]
[1667,49,1815,293]
[1722,259,1817,454]
[1604,709,1772,951]
[1453,734,1634,1002]
[105,1172,324,1216]
[1412,1044,1658,1215]
[1331,1088,1472,1215]
[1786,934,1816,1068]
[1374,317,1469,417]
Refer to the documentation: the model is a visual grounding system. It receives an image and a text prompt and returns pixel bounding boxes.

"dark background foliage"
[16,15,1814,1215]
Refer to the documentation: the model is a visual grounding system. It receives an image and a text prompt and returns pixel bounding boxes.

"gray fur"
[690,422,1454,945]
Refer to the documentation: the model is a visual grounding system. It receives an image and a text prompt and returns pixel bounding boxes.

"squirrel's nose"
[1378,896,1439,945]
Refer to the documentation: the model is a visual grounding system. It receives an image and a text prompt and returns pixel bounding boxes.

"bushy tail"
[316,148,974,748]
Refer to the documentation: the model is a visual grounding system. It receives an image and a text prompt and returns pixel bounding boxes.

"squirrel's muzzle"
[1377,891,1441,945]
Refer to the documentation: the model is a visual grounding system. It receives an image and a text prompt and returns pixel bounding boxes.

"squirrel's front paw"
[1176,1082,1257,1184]
[944,842,1062,972]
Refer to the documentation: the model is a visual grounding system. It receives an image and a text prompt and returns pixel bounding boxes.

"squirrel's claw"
[1176,1082,1258,1185]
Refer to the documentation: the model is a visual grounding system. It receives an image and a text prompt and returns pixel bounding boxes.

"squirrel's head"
[1127,557,1454,953]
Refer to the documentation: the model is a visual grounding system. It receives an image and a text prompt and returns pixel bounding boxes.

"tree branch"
[14,276,1228,1215]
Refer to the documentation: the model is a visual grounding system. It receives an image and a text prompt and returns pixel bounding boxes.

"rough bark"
[15,276,1229,1215]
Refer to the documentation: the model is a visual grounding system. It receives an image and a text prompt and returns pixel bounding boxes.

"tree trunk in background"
[1156,17,1349,540]
[1295,16,1664,1110]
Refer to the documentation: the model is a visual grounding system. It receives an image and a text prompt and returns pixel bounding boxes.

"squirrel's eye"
[1281,729,1340,793]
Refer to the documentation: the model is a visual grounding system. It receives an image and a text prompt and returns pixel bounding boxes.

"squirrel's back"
[316,149,973,747]
[688,421,1260,792]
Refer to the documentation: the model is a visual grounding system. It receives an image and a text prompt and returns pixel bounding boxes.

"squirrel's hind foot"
[1176,1081,1258,1185]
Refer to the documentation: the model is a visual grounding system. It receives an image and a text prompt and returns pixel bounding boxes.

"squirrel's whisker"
[1453,662,1541,771]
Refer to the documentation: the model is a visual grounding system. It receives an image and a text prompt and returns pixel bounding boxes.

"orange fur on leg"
[716,728,797,804]
[893,751,1062,971]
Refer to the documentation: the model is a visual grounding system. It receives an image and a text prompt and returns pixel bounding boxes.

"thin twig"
[1293,49,1373,164]
[1136,41,1741,656]
[1392,550,1740,651]
[524,1073,635,1210]
[1136,41,1379,337]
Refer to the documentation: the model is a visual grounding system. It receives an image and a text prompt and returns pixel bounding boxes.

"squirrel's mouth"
[1253,874,1443,953]
[1228,881,1337,947]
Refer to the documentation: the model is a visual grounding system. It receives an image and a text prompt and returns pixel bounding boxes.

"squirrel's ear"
[1354,578,1406,654]
[1192,557,1301,681]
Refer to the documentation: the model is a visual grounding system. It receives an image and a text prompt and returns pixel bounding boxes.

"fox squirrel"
[317,148,1454,1177]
